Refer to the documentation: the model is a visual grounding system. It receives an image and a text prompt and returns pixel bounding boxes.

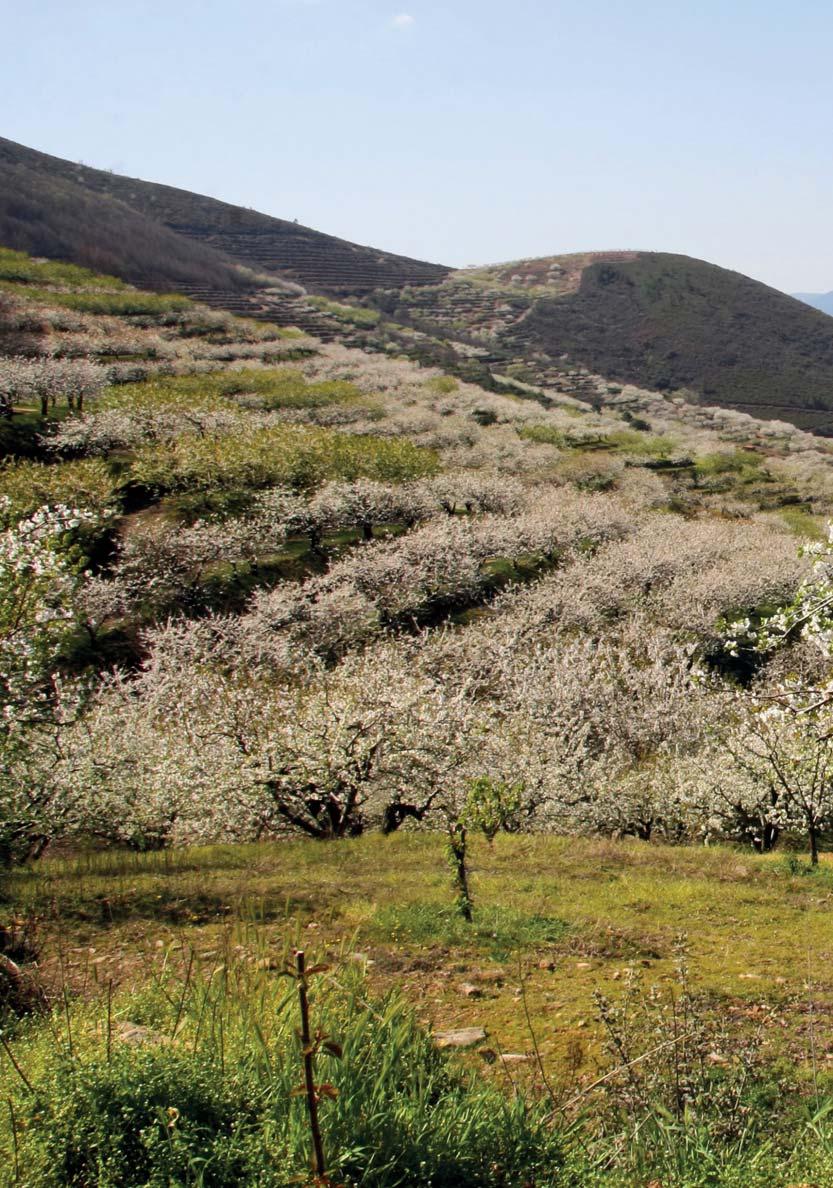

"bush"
[98,369,369,414]
[131,426,440,494]
[0,457,119,521]
[9,973,567,1187]
[26,1048,276,1187]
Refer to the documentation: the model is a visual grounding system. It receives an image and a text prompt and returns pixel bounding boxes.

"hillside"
[379,252,833,434]
[0,154,263,293]
[6,134,833,435]
[9,249,833,1182]
[0,136,450,297]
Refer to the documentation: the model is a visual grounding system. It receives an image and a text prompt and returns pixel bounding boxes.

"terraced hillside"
[0,136,450,296]
[8,135,833,435]
[0,153,260,294]
[378,252,833,434]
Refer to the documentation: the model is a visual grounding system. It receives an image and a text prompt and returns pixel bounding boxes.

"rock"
[538,959,556,972]
[434,1027,487,1049]
[575,961,592,970]
[500,1053,532,1065]
[458,982,483,998]
[113,1021,168,1046]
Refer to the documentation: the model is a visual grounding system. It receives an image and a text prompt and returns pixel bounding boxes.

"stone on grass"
[434,1026,487,1049]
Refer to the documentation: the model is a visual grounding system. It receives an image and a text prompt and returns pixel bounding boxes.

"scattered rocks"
[434,1026,487,1049]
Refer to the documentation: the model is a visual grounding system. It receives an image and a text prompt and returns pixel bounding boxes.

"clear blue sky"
[4,0,833,291]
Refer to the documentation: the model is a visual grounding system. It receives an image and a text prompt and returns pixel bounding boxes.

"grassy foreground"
[5,833,833,1185]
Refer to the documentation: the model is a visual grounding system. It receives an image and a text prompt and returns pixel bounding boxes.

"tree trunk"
[810,824,819,866]
[447,821,473,922]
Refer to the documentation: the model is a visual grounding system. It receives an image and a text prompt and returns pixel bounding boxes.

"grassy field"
[6,833,833,1071]
[6,834,833,1184]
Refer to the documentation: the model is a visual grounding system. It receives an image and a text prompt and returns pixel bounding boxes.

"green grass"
[518,424,676,458]
[779,506,826,538]
[373,902,568,959]
[0,282,192,315]
[0,247,131,290]
[693,449,765,478]
[10,835,833,1182]
[518,424,568,448]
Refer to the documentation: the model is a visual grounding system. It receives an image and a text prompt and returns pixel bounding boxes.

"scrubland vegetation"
[8,249,833,1183]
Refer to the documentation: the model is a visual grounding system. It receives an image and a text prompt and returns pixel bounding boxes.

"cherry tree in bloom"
[0,499,94,864]
[0,355,107,417]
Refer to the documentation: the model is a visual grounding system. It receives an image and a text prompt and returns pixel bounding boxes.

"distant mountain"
[793,291,833,316]
[0,136,450,296]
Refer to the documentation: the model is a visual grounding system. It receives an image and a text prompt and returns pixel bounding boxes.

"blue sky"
[4,0,833,291]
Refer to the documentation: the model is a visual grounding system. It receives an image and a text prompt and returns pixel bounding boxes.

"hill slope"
[0,136,450,297]
[7,136,833,433]
[0,155,263,293]
[378,252,833,434]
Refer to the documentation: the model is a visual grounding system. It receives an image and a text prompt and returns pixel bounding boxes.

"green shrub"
[307,296,381,327]
[26,1048,277,1187]
[0,457,120,520]
[518,424,567,448]
[52,291,193,316]
[603,429,677,458]
[425,376,459,395]
[99,369,369,414]
[0,284,191,316]
[131,426,439,493]
[7,972,566,1187]
[694,449,764,477]
[0,248,130,290]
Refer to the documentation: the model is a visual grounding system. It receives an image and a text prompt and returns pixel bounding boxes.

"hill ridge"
[0,135,450,296]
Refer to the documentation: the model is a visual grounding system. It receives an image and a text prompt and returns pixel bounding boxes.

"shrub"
[0,458,119,521]
[22,1048,281,1187]
[130,426,440,494]
[9,972,567,1187]
[97,368,368,414]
